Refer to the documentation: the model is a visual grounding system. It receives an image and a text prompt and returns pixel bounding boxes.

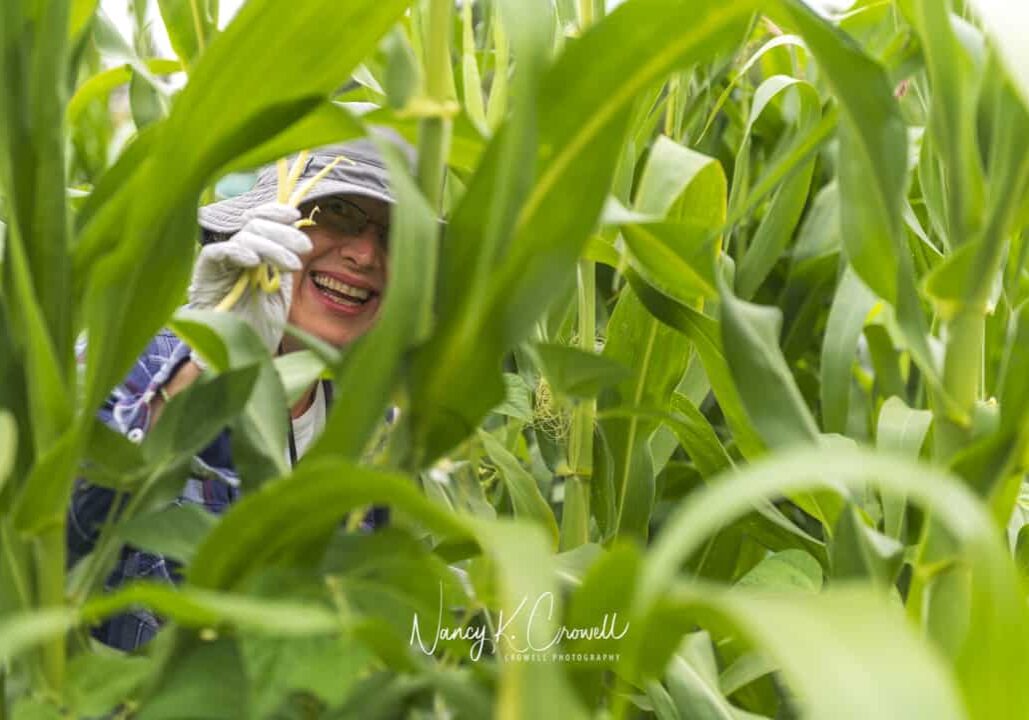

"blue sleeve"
[66,331,192,568]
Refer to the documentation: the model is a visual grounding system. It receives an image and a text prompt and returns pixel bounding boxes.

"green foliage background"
[2,0,1029,717]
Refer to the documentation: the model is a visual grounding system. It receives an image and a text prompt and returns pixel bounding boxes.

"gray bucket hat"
[198,126,416,238]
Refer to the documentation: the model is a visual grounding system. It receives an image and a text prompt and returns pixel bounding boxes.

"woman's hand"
[188,202,311,357]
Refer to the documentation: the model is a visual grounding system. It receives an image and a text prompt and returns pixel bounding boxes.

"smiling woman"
[65,130,414,651]
[290,194,390,349]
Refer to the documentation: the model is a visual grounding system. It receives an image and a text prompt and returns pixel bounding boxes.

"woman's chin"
[302,318,365,349]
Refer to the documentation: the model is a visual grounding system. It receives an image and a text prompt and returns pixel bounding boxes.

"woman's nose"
[339,227,383,270]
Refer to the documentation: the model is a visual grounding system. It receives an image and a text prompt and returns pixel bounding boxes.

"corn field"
[2,0,1029,717]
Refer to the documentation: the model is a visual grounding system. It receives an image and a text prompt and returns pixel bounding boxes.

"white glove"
[188,202,312,362]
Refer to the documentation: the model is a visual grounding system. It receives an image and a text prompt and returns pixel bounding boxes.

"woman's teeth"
[311,272,372,305]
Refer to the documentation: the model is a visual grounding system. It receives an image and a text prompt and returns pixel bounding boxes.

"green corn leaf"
[128,66,170,129]
[734,549,822,593]
[171,309,290,486]
[772,0,905,305]
[598,398,732,480]
[465,518,590,720]
[864,323,907,402]
[69,0,101,41]
[140,364,258,466]
[820,268,878,435]
[82,582,340,635]
[902,0,985,247]
[530,342,631,399]
[157,0,217,67]
[634,135,726,226]
[627,271,765,460]
[188,458,473,590]
[773,0,951,417]
[68,59,182,126]
[66,652,154,718]
[637,445,1029,719]
[621,221,720,303]
[274,350,329,407]
[718,284,819,449]
[876,396,932,540]
[876,396,933,458]
[734,77,820,300]
[649,584,965,720]
[0,607,79,666]
[408,0,759,465]
[662,631,746,720]
[0,0,74,382]
[218,101,364,177]
[115,502,218,565]
[134,635,250,720]
[830,503,905,586]
[0,410,15,496]
[601,288,690,541]
[460,0,487,131]
[478,429,560,548]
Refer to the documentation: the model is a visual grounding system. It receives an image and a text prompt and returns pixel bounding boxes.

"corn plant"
[2,0,1029,718]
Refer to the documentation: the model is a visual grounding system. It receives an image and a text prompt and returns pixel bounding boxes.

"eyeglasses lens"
[315,199,388,244]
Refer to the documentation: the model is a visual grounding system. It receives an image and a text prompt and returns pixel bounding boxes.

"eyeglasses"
[306,197,389,245]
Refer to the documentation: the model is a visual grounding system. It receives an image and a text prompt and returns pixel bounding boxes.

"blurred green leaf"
[0,410,15,495]
[494,372,534,422]
[0,608,78,665]
[11,698,63,720]
[732,76,819,300]
[531,342,631,399]
[821,268,878,434]
[129,67,169,129]
[83,582,340,636]
[141,364,258,465]
[627,272,765,459]
[830,504,905,585]
[189,458,473,590]
[171,310,289,486]
[655,584,965,720]
[135,636,249,720]
[774,0,905,305]
[734,549,822,593]
[157,0,217,67]
[478,429,559,548]
[622,222,719,303]
[274,350,328,407]
[67,651,154,717]
[601,288,689,541]
[718,285,819,449]
[68,59,182,126]
[409,0,758,464]
[116,503,218,565]
[637,445,1029,719]
[876,397,932,539]
[663,631,746,720]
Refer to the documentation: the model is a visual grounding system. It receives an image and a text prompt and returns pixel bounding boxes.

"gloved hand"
[188,202,312,363]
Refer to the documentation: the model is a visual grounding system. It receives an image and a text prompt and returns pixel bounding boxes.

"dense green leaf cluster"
[2,0,1029,718]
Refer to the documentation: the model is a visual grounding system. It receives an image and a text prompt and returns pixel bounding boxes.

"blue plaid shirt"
[67,329,389,652]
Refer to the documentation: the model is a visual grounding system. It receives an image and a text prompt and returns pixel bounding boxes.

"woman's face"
[285,194,390,350]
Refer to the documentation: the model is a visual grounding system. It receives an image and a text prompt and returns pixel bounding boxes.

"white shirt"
[288,381,326,466]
